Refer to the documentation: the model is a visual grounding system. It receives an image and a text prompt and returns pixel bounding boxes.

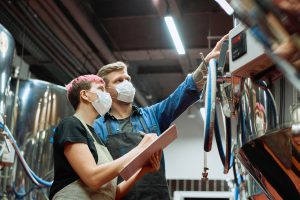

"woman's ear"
[80,90,89,102]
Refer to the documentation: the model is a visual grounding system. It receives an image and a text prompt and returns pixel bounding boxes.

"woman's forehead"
[91,81,105,89]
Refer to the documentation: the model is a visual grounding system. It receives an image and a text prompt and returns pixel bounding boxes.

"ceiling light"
[164,16,185,55]
[215,0,234,15]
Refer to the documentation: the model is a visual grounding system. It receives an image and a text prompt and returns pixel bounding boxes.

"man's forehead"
[110,68,129,76]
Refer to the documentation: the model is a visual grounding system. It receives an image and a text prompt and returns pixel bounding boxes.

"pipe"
[60,0,150,106]
[0,1,76,78]
[214,103,233,173]
[60,0,116,63]
[20,1,90,74]
[0,123,52,187]
[44,0,103,70]
[27,1,96,74]
[204,59,217,152]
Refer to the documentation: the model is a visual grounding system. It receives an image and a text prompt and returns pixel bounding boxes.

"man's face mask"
[115,80,136,103]
[90,91,112,116]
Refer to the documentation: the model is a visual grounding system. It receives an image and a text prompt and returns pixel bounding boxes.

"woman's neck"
[75,105,98,126]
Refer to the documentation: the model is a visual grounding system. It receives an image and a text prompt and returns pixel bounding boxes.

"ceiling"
[0,0,233,106]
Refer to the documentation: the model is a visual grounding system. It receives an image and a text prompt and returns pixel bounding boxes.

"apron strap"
[74,114,105,146]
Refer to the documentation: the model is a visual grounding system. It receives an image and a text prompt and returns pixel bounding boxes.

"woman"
[49,75,161,200]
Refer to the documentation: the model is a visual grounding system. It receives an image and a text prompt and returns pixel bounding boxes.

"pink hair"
[255,103,265,113]
[66,74,105,93]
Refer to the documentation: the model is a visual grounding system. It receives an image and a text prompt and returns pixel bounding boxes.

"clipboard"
[120,124,178,180]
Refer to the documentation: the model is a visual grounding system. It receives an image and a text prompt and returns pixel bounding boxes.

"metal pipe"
[0,1,76,78]
[26,0,96,74]
[44,0,103,70]
[19,1,90,75]
[60,0,116,63]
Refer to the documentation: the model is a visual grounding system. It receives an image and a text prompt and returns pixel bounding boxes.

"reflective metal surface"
[238,127,300,200]
[0,23,14,116]
[240,78,278,144]
[248,193,268,200]
[2,78,74,199]
[230,0,300,91]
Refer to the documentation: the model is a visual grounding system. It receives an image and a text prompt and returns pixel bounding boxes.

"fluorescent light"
[215,0,234,15]
[164,16,185,55]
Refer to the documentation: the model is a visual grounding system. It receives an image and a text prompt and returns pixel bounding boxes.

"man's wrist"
[192,62,208,91]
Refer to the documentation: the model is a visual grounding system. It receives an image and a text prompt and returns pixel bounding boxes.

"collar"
[103,105,142,122]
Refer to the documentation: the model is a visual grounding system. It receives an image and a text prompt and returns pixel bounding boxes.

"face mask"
[115,80,136,103]
[255,115,265,135]
[91,91,112,116]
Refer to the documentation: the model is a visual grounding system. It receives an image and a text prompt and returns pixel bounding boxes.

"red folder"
[120,124,178,180]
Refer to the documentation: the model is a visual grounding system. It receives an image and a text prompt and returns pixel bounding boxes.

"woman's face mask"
[90,91,112,116]
[114,80,136,103]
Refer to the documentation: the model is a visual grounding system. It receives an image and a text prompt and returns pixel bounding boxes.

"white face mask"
[91,91,112,116]
[255,115,265,135]
[115,80,136,103]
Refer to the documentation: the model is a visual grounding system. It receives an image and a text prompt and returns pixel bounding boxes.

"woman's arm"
[64,133,158,190]
[115,150,162,200]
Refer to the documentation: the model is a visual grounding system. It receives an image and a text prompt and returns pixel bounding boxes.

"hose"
[214,108,233,173]
[204,59,217,152]
[0,122,52,187]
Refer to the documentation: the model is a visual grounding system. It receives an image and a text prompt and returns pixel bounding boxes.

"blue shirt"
[93,75,201,141]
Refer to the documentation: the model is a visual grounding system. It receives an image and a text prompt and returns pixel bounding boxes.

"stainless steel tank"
[240,78,278,144]
[238,126,300,200]
[0,23,14,116]
[238,79,300,199]
[4,78,74,199]
[0,23,14,199]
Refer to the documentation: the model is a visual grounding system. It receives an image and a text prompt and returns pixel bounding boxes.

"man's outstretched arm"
[150,34,229,132]
[192,34,228,91]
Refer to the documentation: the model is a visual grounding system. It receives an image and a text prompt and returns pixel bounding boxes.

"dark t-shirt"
[49,116,104,199]
[118,117,133,132]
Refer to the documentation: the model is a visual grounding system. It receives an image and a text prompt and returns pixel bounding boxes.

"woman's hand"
[137,133,158,149]
[142,150,162,173]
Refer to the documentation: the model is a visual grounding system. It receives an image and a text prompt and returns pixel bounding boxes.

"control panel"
[229,23,273,77]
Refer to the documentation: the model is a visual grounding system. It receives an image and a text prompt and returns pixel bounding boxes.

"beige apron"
[53,115,117,200]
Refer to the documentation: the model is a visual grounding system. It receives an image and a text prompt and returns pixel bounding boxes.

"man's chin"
[115,100,132,105]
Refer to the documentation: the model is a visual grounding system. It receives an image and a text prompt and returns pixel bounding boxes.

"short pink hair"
[255,103,265,113]
[66,74,105,109]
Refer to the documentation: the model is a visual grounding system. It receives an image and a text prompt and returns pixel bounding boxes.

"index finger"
[139,131,146,136]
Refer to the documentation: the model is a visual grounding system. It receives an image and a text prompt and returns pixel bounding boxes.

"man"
[93,35,228,200]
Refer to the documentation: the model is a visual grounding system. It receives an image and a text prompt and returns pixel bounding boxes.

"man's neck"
[110,101,133,119]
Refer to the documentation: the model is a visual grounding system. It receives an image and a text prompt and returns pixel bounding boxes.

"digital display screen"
[232,34,241,45]
[231,31,247,61]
